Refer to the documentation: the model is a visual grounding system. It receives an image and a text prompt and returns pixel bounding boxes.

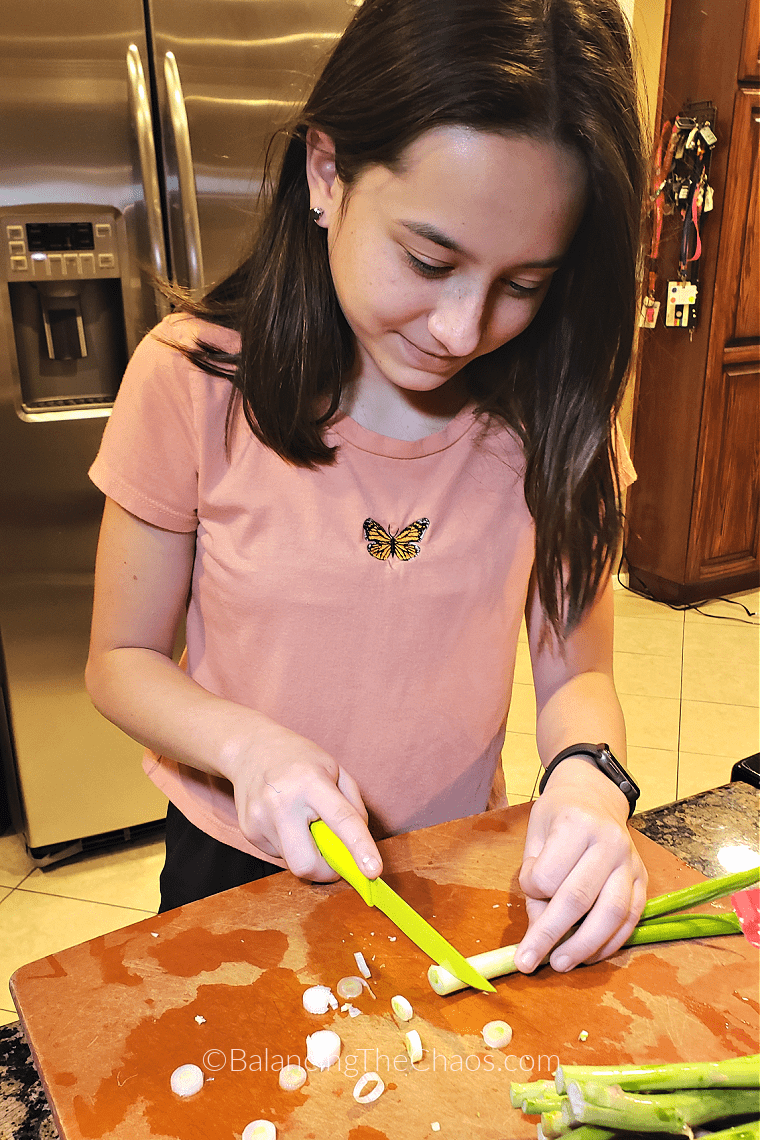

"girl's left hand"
[513,756,648,973]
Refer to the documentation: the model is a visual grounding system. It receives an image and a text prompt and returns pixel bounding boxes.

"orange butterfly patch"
[362,517,430,561]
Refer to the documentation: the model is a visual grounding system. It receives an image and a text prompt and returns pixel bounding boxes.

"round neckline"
[328,400,480,459]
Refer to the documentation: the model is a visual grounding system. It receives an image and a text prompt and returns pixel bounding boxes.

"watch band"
[538,742,640,818]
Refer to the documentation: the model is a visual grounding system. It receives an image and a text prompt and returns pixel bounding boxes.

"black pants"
[159,801,282,911]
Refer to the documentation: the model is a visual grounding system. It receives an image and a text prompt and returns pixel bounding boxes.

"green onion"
[429,867,755,995]
[428,911,742,995]
[625,912,741,944]
[640,866,759,920]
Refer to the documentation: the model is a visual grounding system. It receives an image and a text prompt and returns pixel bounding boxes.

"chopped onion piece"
[404,1029,423,1063]
[578,1029,589,1041]
[278,1064,307,1091]
[432,1125,441,1133]
[170,1063,204,1097]
[302,985,336,1015]
[348,1005,362,1017]
[391,995,413,1021]
[482,1020,513,1049]
[353,1071,385,1103]
[354,951,371,978]
[336,976,364,1000]
[306,1030,341,1070]
[242,1122,276,1140]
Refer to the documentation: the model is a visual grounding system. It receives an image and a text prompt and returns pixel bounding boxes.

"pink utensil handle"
[731,886,760,948]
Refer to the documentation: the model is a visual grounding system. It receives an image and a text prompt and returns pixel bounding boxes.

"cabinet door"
[688,89,760,584]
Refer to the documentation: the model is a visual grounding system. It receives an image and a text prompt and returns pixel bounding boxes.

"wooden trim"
[724,343,760,365]
[739,0,760,81]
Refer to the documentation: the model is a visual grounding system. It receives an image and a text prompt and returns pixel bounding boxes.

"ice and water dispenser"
[1,206,128,419]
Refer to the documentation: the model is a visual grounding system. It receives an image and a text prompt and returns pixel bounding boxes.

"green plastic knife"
[310,820,496,993]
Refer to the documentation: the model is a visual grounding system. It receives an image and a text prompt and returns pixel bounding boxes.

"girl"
[86,0,649,977]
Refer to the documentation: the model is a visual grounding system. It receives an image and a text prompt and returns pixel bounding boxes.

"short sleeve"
[89,316,201,532]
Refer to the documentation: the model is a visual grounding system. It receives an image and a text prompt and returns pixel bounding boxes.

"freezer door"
[0,0,168,352]
[0,2,168,851]
[147,0,356,291]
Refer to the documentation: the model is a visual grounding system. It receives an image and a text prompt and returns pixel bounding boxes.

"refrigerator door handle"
[126,44,170,315]
[163,51,205,293]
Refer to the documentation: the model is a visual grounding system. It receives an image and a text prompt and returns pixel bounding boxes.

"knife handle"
[310,821,375,906]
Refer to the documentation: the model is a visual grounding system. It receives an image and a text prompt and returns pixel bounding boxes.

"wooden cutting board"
[11,804,759,1140]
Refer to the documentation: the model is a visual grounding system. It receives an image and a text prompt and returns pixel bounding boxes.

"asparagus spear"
[538,1108,568,1138]
[640,867,760,920]
[521,1092,566,1115]
[539,1129,617,1140]
[555,1055,760,1095]
[510,1079,557,1108]
[565,1081,760,1133]
[704,1123,760,1140]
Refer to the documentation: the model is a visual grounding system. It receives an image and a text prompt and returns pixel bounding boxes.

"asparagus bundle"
[509,1054,760,1140]
[555,1056,760,1095]
[565,1083,759,1134]
[428,866,758,995]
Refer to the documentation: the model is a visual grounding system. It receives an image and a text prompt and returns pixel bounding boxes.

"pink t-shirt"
[89,314,630,863]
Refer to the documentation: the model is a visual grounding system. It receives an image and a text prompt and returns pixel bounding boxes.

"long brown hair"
[175,0,646,636]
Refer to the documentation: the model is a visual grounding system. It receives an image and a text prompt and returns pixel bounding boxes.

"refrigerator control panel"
[3,214,120,282]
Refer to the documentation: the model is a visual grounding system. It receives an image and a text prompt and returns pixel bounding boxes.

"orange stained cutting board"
[10,803,759,1140]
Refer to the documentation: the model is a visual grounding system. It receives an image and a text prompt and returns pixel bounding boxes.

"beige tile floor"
[0,584,757,1026]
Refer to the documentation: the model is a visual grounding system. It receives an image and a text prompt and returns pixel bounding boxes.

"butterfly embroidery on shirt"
[363,517,430,561]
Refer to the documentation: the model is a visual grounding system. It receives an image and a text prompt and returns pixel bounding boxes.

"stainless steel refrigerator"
[0,0,354,861]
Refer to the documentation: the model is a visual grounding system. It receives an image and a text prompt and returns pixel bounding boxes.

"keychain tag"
[640,296,660,328]
[665,281,698,328]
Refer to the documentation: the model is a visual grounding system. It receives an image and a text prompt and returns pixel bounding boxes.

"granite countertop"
[1,781,758,1140]
[631,780,759,878]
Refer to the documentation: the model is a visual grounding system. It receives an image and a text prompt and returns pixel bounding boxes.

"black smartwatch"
[538,742,640,818]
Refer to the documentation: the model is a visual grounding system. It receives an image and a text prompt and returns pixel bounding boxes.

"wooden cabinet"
[626,0,760,602]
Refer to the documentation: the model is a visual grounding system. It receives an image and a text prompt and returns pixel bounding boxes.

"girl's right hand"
[226,722,383,883]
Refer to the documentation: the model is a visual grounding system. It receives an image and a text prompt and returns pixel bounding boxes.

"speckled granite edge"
[0,1020,58,1139]
[631,781,759,878]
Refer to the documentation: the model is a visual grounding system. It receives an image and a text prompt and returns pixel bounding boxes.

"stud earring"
[309,206,325,223]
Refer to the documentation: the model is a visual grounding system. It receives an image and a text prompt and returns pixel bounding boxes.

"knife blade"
[310,820,496,993]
